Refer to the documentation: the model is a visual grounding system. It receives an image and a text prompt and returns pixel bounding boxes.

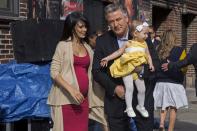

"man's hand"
[114,85,125,99]
[161,60,170,71]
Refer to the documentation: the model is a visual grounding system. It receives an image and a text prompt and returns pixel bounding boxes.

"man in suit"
[93,3,161,131]
[148,26,160,50]
[92,4,131,131]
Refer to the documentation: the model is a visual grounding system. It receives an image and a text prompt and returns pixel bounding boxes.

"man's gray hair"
[104,4,128,18]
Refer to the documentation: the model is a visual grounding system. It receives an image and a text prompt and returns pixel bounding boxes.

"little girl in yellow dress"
[100,20,155,118]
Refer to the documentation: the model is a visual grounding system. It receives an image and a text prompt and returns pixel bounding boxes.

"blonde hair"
[157,29,177,60]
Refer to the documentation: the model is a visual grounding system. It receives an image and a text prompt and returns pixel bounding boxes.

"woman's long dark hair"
[61,11,89,42]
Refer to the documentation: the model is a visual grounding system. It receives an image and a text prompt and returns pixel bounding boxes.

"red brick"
[20,8,28,12]
[6,35,12,39]
[0,55,5,59]
[6,55,14,58]
[1,50,9,54]
[20,13,27,17]
[1,29,9,34]
[0,59,10,64]
[0,35,5,38]
[6,45,13,49]
[0,45,5,49]
[1,40,10,44]
[20,4,27,8]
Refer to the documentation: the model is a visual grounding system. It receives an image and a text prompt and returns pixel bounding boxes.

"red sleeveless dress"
[62,53,90,131]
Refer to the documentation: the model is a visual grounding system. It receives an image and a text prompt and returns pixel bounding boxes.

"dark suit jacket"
[92,30,132,117]
[144,36,160,80]
[152,39,160,50]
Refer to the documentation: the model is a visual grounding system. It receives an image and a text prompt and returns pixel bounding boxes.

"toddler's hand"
[100,58,108,67]
[149,64,155,72]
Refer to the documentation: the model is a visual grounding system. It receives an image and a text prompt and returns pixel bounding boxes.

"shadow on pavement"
[175,120,197,131]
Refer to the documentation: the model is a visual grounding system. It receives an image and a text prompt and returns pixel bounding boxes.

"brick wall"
[20,0,28,18]
[0,29,13,63]
[141,1,182,41]
[0,0,28,64]
[150,3,183,45]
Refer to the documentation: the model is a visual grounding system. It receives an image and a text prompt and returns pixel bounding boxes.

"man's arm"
[92,37,123,98]
[162,50,193,71]
[169,54,192,69]
[144,36,160,80]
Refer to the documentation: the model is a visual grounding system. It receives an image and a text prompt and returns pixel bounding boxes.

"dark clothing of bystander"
[157,46,186,84]
[168,43,197,95]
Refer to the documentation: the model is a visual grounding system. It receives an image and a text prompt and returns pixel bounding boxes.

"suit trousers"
[107,115,130,131]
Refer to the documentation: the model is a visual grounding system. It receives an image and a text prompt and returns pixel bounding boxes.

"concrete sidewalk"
[154,88,197,131]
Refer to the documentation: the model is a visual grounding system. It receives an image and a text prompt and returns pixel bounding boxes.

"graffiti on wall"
[138,0,152,22]
[124,0,151,22]
[60,0,83,20]
[124,0,138,20]
[101,0,139,21]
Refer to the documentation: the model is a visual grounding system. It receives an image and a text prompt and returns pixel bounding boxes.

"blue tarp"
[0,62,52,122]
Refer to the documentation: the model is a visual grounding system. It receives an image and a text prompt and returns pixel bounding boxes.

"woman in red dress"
[47,12,93,131]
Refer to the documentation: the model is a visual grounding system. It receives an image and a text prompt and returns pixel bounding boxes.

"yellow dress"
[110,40,148,80]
